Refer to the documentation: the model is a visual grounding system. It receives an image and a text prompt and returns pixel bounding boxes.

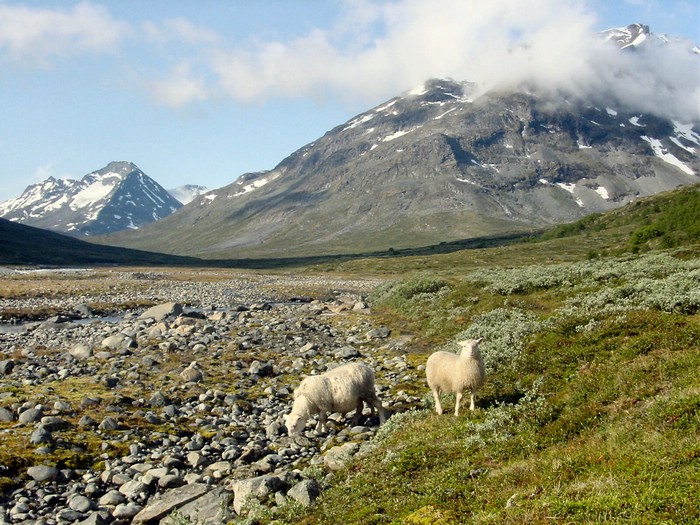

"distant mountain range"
[2,24,698,260]
[0,162,183,236]
[96,24,699,259]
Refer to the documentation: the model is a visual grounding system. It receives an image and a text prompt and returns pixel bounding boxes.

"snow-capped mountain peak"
[0,161,182,236]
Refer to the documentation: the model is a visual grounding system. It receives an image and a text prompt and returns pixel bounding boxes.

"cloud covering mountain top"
[1,0,696,122]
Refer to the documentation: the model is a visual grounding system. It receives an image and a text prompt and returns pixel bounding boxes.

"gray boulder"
[139,302,183,321]
[132,483,210,523]
[287,479,321,506]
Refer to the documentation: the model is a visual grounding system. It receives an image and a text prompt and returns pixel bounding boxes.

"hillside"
[0,217,201,266]
[282,184,700,524]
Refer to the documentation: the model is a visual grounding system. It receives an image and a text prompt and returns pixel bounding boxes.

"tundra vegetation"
[289,185,700,525]
[1,185,699,524]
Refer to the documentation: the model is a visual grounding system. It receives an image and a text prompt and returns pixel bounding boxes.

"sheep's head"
[458,338,484,357]
[284,413,307,435]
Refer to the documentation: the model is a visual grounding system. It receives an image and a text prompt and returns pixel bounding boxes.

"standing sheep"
[426,338,486,416]
[285,362,386,435]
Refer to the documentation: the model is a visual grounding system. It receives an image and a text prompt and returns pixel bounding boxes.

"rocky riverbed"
[0,269,424,524]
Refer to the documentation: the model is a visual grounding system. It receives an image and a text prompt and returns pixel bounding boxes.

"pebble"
[0,272,423,522]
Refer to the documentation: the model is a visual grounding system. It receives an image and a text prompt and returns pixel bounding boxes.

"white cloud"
[145,61,209,108]
[142,17,221,46]
[199,0,699,121]
[0,1,130,65]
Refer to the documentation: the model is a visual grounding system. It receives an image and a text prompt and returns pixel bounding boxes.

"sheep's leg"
[316,412,326,433]
[469,391,476,411]
[352,399,364,425]
[454,391,462,416]
[432,388,443,415]
[375,400,386,425]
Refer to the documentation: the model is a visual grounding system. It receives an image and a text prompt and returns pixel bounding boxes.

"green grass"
[286,257,700,524]
[271,188,700,524]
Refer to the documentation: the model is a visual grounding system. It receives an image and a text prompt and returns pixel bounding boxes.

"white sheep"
[285,362,386,435]
[426,337,486,416]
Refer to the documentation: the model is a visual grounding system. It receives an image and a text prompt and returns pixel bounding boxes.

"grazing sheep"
[426,338,486,416]
[285,362,386,435]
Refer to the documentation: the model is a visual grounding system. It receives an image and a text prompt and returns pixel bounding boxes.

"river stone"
[231,475,286,515]
[180,362,203,383]
[68,494,95,512]
[161,486,233,525]
[112,502,143,520]
[0,359,15,374]
[366,326,391,339]
[30,426,54,445]
[76,512,110,525]
[98,490,126,506]
[27,465,58,482]
[40,416,70,431]
[18,407,43,424]
[323,442,360,471]
[287,479,321,506]
[132,483,210,523]
[139,302,183,321]
[0,407,14,422]
[69,343,93,360]
[118,479,147,499]
[101,333,128,350]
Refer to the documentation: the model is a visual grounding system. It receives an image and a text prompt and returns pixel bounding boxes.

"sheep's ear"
[475,337,484,344]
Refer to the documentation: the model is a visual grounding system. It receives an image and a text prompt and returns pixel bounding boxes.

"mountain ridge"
[0,161,182,236]
[99,74,700,258]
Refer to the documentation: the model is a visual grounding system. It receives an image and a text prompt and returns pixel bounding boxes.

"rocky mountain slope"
[102,77,699,258]
[95,25,700,257]
[0,162,182,236]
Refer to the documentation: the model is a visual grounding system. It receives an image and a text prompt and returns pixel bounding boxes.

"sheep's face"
[458,338,484,356]
[284,413,307,435]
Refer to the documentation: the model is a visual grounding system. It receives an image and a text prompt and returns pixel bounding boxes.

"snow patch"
[434,107,458,120]
[594,186,610,199]
[629,116,645,127]
[556,182,576,194]
[672,121,700,146]
[70,176,119,210]
[382,126,421,142]
[343,113,375,131]
[375,100,397,113]
[577,141,592,149]
[641,136,695,175]
[605,108,618,117]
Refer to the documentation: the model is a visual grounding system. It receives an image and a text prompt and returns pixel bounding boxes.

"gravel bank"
[0,271,424,524]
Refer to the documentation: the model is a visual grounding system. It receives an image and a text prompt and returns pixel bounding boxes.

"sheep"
[285,362,386,435]
[426,337,486,416]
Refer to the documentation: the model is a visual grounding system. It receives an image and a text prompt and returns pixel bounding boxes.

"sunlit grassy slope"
[274,184,700,524]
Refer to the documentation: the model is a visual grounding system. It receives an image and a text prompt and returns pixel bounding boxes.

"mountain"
[0,161,182,236]
[602,22,700,52]
[98,26,700,259]
[168,184,209,205]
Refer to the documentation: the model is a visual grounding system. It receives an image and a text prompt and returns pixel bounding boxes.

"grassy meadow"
[272,184,700,524]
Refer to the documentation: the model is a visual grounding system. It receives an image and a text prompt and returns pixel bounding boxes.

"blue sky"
[1,0,698,203]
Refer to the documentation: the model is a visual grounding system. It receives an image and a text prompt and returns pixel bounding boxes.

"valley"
[1,184,699,523]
